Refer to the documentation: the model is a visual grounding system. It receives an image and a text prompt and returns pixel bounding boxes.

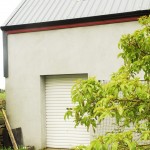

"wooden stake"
[1,109,18,150]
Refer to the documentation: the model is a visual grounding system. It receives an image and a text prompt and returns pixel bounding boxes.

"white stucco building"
[1,0,150,149]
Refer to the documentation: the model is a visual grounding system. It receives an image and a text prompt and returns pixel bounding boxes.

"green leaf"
[94,141,101,150]
[129,142,136,150]
[112,142,118,150]
[117,106,124,115]
[139,105,145,113]
[64,110,73,120]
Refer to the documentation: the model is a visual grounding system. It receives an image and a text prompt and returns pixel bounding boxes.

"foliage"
[82,131,136,150]
[64,77,102,131]
[118,15,150,81]
[72,145,88,150]
[95,66,150,130]
[65,15,150,150]
[72,131,150,150]
[0,92,6,101]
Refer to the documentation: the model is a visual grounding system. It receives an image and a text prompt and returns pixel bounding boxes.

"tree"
[118,15,150,81]
[65,15,150,150]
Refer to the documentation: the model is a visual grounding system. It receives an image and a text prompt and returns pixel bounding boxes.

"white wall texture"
[6,21,140,149]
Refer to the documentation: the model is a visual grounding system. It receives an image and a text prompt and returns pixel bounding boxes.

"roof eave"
[1,10,150,32]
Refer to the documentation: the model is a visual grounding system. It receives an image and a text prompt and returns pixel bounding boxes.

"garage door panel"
[45,75,90,148]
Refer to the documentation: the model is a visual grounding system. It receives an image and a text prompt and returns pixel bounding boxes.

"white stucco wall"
[6,21,140,149]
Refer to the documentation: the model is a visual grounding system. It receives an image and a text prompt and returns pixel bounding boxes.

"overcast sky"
[0,0,21,89]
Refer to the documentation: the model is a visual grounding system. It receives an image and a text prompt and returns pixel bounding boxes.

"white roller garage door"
[45,74,90,148]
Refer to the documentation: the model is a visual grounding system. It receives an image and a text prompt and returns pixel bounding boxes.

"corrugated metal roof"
[4,0,150,26]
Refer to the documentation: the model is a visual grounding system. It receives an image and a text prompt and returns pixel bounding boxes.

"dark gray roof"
[4,0,150,26]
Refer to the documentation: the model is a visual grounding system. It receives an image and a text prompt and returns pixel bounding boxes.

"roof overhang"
[1,10,150,34]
